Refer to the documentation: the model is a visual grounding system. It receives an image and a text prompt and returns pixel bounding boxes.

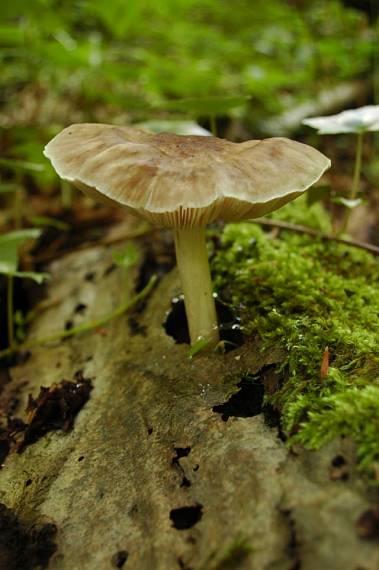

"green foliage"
[0,158,44,173]
[0,0,374,193]
[112,243,139,270]
[0,0,373,126]
[0,229,48,282]
[266,193,332,233]
[0,183,19,194]
[26,215,70,232]
[0,229,40,274]
[213,209,379,477]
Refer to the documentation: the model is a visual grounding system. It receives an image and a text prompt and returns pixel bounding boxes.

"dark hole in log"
[25,479,32,487]
[78,456,85,462]
[170,505,203,530]
[64,320,74,331]
[172,448,192,487]
[329,454,349,481]
[212,376,264,421]
[163,297,244,351]
[103,263,117,277]
[172,447,191,465]
[331,455,346,468]
[111,550,129,568]
[74,303,87,315]
[84,271,96,282]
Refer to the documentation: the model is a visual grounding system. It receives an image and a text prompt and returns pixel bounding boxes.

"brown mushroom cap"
[44,123,330,228]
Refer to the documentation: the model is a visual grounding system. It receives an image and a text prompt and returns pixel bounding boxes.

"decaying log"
[0,238,378,570]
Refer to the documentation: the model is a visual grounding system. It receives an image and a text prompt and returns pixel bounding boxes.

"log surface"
[0,239,378,570]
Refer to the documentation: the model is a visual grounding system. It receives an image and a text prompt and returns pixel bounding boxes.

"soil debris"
[356,505,379,540]
[0,371,92,463]
[17,371,92,451]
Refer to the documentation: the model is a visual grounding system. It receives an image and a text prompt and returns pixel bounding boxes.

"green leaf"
[0,183,19,194]
[158,95,250,115]
[27,215,70,231]
[0,229,42,275]
[12,270,50,284]
[0,25,24,45]
[112,243,139,269]
[0,158,45,172]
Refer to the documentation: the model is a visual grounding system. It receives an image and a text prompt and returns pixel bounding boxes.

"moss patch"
[213,205,379,478]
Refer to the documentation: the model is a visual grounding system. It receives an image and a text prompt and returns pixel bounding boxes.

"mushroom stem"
[174,227,219,347]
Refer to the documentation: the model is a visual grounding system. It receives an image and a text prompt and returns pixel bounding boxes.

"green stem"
[210,114,217,137]
[341,131,364,233]
[0,275,157,360]
[350,131,364,201]
[174,227,219,347]
[13,186,23,229]
[7,275,14,349]
[60,180,72,209]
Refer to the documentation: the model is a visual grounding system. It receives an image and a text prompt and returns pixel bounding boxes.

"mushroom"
[44,124,330,347]
[303,105,379,134]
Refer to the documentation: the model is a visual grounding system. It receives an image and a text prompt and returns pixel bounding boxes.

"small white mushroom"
[44,124,330,347]
[303,105,379,134]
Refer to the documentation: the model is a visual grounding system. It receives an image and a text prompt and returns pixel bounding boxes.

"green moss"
[199,535,252,570]
[213,217,379,478]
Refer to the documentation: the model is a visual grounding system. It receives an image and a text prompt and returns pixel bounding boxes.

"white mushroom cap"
[303,105,379,135]
[44,123,330,228]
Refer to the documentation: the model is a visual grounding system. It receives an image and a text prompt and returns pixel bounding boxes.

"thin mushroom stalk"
[174,227,219,346]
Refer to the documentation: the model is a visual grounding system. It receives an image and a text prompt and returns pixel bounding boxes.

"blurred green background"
[0,0,376,164]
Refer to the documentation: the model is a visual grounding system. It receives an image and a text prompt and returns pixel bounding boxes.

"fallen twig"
[251,218,379,256]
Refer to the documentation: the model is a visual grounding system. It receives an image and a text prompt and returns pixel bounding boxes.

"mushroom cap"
[44,123,330,228]
[303,105,379,135]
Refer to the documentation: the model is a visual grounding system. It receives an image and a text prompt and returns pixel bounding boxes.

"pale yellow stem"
[174,227,219,347]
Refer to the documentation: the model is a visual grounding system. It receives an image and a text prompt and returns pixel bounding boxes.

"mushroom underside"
[74,180,304,227]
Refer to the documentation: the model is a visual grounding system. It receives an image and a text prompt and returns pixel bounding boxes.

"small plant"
[0,229,49,350]
[303,105,379,233]
[0,157,45,229]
